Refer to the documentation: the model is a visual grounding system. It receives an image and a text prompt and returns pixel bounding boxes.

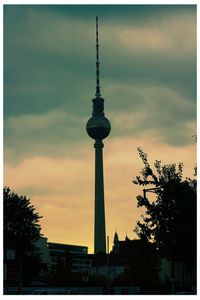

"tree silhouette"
[133,148,196,290]
[4,187,45,287]
[4,187,42,254]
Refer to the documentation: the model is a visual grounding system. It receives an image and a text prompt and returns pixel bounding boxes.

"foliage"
[133,148,196,263]
[127,241,160,287]
[4,186,42,255]
[4,187,46,284]
[22,249,48,285]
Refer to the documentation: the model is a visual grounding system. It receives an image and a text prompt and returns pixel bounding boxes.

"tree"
[21,249,48,285]
[4,187,45,287]
[133,148,196,260]
[133,148,196,290]
[4,187,42,254]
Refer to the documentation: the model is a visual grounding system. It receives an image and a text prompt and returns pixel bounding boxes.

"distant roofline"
[48,241,88,248]
[118,239,140,243]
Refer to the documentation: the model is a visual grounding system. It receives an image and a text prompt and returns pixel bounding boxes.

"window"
[51,257,57,263]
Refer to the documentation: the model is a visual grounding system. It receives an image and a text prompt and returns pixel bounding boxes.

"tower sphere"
[86,115,111,140]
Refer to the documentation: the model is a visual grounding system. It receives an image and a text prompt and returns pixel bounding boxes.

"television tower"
[86,17,111,254]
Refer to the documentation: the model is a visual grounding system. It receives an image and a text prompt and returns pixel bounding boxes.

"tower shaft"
[86,17,111,255]
[94,139,106,253]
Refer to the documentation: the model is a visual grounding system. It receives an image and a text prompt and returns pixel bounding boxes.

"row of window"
[72,266,91,272]
[72,259,91,265]
[51,256,92,266]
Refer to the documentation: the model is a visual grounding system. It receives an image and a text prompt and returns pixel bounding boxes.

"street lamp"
[142,187,160,200]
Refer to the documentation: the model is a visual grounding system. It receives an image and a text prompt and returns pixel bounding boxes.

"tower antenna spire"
[96,16,101,97]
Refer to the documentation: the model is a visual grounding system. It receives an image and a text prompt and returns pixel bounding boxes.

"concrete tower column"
[86,17,111,254]
[94,139,106,253]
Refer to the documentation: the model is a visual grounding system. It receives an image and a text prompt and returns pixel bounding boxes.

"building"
[71,256,92,273]
[35,237,88,271]
[70,253,126,283]
[35,237,51,267]
[111,231,150,257]
[48,242,88,268]
[36,236,126,283]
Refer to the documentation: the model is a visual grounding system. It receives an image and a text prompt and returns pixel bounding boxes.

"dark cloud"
[9,4,194,23]
[4,4,196,162]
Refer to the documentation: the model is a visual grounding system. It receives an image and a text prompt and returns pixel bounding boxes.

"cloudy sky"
[4,4,196,253]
